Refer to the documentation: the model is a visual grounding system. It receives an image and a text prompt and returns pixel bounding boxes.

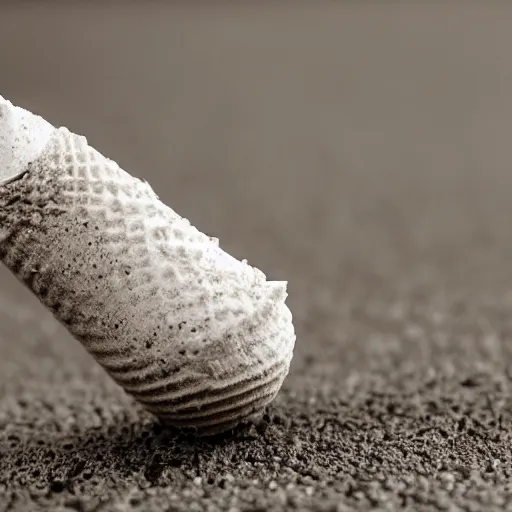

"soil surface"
[2,3,512,511]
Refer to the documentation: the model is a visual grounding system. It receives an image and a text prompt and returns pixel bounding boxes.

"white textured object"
[0,96,54,185]
[0,95,295,435]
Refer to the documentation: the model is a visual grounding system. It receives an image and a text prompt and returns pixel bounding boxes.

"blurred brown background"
[2,3,512,511]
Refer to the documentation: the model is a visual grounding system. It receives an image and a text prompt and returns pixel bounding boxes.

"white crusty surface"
[0,96,54,186]
[0,98,296,434]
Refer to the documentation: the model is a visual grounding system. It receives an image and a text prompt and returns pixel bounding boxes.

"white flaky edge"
[0,94,288,288]
[0,95,56,186]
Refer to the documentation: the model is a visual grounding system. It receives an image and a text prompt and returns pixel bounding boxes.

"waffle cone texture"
[0,102,295,435]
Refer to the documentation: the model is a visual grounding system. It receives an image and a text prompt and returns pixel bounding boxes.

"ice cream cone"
[0,96,295,434]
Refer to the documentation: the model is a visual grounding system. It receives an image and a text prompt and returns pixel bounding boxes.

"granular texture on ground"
[2,3,512,511]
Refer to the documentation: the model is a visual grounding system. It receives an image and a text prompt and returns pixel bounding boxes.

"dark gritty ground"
[2,2,512,511]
